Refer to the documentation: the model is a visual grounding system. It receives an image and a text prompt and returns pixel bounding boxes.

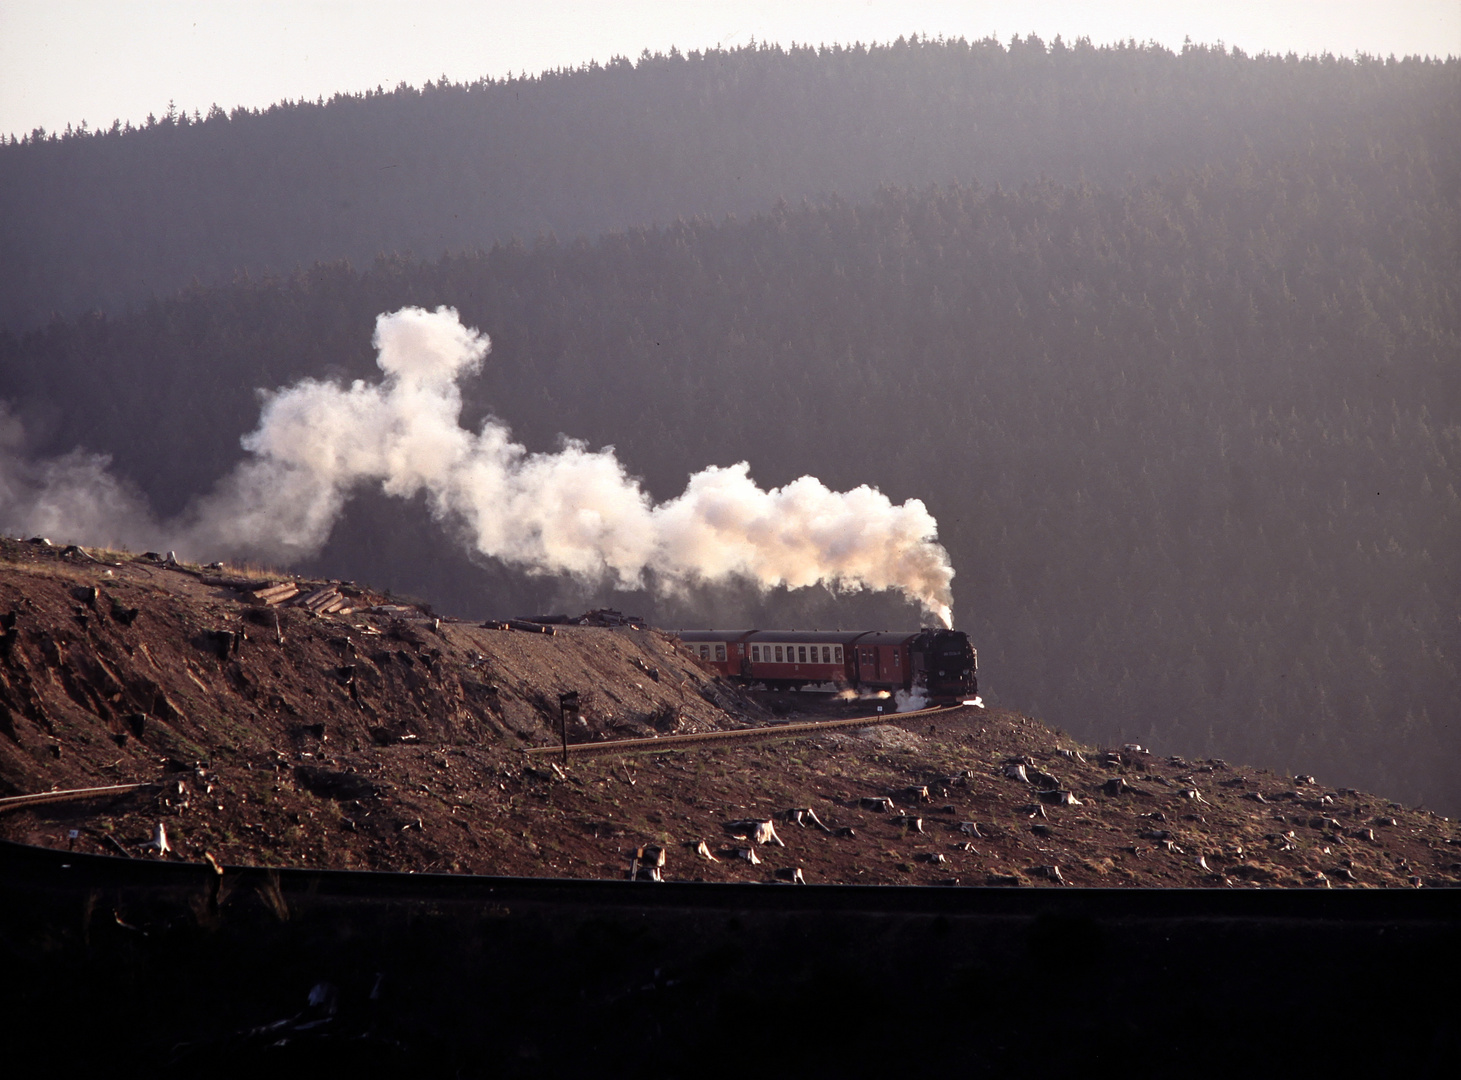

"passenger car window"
[797,646,806,663]
[751,645,760,661]
[835,646,843,663]
[715,644,726,661]
[775,646,783,662]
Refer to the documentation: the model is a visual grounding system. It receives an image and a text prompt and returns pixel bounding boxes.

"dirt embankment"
[2,539,1458,887]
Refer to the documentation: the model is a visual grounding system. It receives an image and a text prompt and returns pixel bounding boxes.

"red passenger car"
[674,628,977,703]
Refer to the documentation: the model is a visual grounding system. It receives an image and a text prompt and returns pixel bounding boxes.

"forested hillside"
[2,36,1454,330]
[3,91,1456,810]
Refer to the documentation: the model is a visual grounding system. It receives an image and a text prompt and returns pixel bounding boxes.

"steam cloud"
[0,409,155,548]
[1,307,956,625]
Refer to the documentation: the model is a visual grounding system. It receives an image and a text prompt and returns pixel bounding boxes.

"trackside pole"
[559,691,580,767]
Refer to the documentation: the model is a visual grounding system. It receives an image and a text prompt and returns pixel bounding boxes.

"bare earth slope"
[1,540,1456,887]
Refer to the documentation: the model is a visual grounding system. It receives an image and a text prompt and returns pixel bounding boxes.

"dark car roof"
[843,631,921,647]
[674,629,921,646]
[744,630,872,645]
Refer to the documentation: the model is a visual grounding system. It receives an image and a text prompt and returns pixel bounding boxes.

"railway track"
[0,782,154,814]
[525,701,974,758]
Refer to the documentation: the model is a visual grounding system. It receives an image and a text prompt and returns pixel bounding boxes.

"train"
[674,628,977,703]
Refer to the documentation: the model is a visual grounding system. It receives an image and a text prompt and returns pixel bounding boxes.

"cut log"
[200,574,267,590]
[753,820,784,846]
[636,844,667,868]
[298,587,341,612]
[781,807,833,833]
[252,582,300,606]
[144,822,171,856]
[724,819,785,846]
[1038,788,1082,806]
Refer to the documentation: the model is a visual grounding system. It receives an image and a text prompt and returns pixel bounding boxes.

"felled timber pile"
[248,581,351,615]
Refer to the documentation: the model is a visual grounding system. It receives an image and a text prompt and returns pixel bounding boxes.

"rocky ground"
[2,538,1458,887]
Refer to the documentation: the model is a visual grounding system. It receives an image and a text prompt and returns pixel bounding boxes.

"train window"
[751,645,760,661]
[798,646,806,663]
[834,646,843,663]
[699,645,709,659]
[715,644,726,662]
[775,646,783,662]
[822,646,830,663]
[894,652,900,665]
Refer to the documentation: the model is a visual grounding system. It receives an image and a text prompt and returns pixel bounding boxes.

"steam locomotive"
[674,628,977,703]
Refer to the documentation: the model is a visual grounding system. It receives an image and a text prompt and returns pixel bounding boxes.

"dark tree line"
[2,36,1454,330]
[2,101,1455,809]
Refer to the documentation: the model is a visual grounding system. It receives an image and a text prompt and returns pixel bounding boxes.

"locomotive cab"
[911,628,978,702]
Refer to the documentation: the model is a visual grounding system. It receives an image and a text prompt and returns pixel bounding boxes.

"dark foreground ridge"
[2,837,1457,1074]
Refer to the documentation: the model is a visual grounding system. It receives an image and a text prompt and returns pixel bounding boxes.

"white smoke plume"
[0,406,161,550]
[2,307,956,625]
[894,688,930,713]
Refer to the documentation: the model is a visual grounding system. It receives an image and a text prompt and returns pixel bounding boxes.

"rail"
[0,782,154,814]
[525,701,972,758]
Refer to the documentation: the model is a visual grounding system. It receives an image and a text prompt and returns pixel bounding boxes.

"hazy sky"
[3,1,1457,140]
